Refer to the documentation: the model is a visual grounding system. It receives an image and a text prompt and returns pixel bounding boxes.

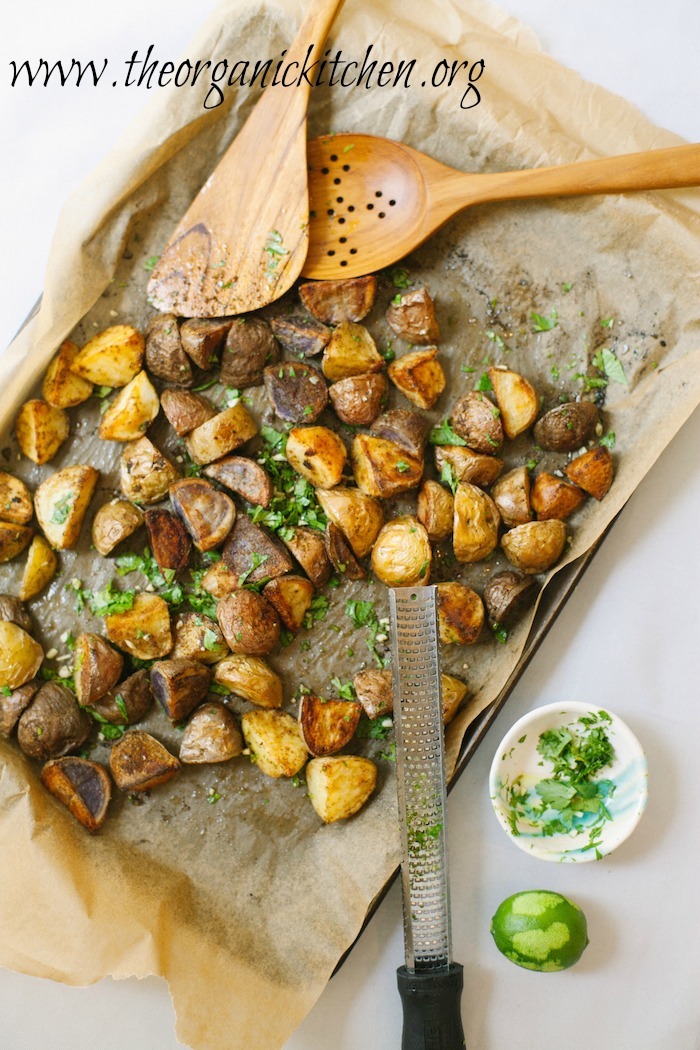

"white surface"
[2,2,699,1048]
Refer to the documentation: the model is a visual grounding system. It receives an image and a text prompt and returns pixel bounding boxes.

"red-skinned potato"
[534,402,600,452]
[565,447,614,500]
[217,590,281,655]
[0,680,41,737]
[179,317,233,370]
[328,373,388,426]
[144,314,193,386]
[449,392,503,454]
[220,317,280,388]
[299,276,377,324]
[434,445,503,488]
[483,570,536,629]
[531,473,585,520]
[180,702,243,764]
[385,287,440,344]
[160,389,215,436]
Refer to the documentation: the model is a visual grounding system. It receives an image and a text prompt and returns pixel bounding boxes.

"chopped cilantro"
[562,282,573,293]
[238,552,270,587]
[460,364,475,374]
[89,580,136,617]
[303,594,330,630]
[600,317,614,329]
[330,677,356,700]
[50,493,74,524]
[599,431,616,449]
[355,714,392,740]
[116,548,184,605]
[440,461,459,495]
[202,627,221,651]
[429,420,467,447]
[475,372,493,392]
[492,622,508,644]
[531,310,558,333]
[248,427,327,536]
[396,460,410,473]
[345,599,388,668]
[143,255,159,272]
[1,685,12,696]
[114,693,129,722]
[391,267,411,288]
[592,347,627,386]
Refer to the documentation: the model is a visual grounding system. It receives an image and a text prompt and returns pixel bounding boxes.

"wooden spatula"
[148,0,346,317]
[302,133,700,278]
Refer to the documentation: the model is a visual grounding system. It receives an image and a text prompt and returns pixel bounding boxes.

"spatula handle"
[397,964,466,1050]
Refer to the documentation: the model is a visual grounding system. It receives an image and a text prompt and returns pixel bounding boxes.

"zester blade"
[389,585,452,973]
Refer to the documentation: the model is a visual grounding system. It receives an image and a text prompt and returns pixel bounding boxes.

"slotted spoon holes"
[308,166,408,265]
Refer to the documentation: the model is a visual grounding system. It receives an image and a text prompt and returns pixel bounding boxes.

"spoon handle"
[284,0,347,91]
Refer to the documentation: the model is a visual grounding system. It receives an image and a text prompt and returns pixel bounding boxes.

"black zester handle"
[397,963,466,1050]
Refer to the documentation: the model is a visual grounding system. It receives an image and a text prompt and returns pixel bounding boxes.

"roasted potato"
[441,674,468,725]
[285,426,347,489]
[483,570,536,628]
[91,499,144,557]
[15,399,70,464]
[214,655,283,708]
[351,434,423,499]
[370,409,429,459]
[434,445,504,488]
[534,401,600,452]
[353,668,393,720]
[0,680,40,737]
[150,659,213,721]
[0,596,32,632]
[90,669,153,726]
[450,392,503,454]
[491,466,532,527]
[388,347,446,410]
[184,404,258,465]
[170,478,236,552]
[41,757,111,832]
[109,730,180,791]
[120,437,180,504]
[179,317,234,370]
[217,590,280,655]
[73,632,124,708]
[144,313,193,386]
[204,456,273,507]
[42,340,94,408]
[0,472,33,526]
[385,286,440,344]
[70,325,144,387]
[315,487,384,559]
[160,389,216,436]
[98,371,159,442]
[328,372,388,426]
[417,480,454,542]
[222,515,293,583]
[437,582,484,645]
[306,755,377,823]
[240,709,308,778]
[565,446,614,501]
[489,367,540,439]
[453,483,500,563]
[34,465,99,549]
[201,560,240,598]
[501,519,567,574]
[270,313,331,357]
[281,526,332,590]
[262,575,315,632]
[321,322,384,383]
[104,592,173,660]
[144,508,192,572]
[263,361,329,424]
[170,611,228,664]
[220,317,280,387]
[298,694,362,757]
[0,522,33,564]
[531,473,585,520]
[180,702,243,764]
[17,682,90,761]
[371,515,431,587]
[325,522,366,581]
[299,275,377,324]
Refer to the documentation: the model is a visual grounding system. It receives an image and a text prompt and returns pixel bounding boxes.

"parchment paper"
[1,1,700,1048]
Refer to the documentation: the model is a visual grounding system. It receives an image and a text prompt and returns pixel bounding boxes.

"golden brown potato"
[437,582,484,645]
[321,322,384,382]
[216,590,280,655]
[388,347,446,410]
[241,709,308,778]
[370,410,428,459]
[201,560,240,598]
[170,611,228,664]
[299,275,377,324]
[534,402,600,453]
[144,508,192,572]
[70,325,144,387]
[0,680,40,737]
[0,522,33,564]
[417,480,454,542]
[104,593,173,660]
[263,361,329,424]
[328,373,388,426]
[150,659,212,721]
[170,478,236,552]
[0,472,33,526]
[73,632,124,708]
[315,487,384,559]
[90,669,153,726]
[483,570,536,628]
[565,446,614,501]
[489,367,540,439]
[220,317,280,388]
[119,437,180,505]
[453,483,500,563]
[98,371,160,442]
[0,621,43,690]
[180,317,233,370]
[269,313,331,358]
[17,682,90,761]
[262,575,314,632]
[91,499,144,557]
[286,426,348,489]
[531,473,585,521]
[434,445,504,488]
[441,674,468,725]
[203,457,273,507]
[491,466,533,527]
[385,287,440,345]
[15,399,70,464]
[351,434,423,499]
[281,526,332,590]
[214,655,283,708]
[184,404,258,465]
[109,730,180,791]
[222,516,293,583]
[324,522,366,581]
[298,694,362,757]
[306,755,377,823]
[144,313,193,386]
[42,340,94,408]
[180,702,243,764]
[353,668,393,720]
[34,465,99,549]
[41,757,111,832]
[501,520,567,574]
[160,389,216,436]
[450,392,503,454]
[371,515,431,587]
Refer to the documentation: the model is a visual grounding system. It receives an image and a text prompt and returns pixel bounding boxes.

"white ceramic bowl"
[489,702,648,862]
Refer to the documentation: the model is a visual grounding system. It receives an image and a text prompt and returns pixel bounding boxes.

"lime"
[490,890,589,972]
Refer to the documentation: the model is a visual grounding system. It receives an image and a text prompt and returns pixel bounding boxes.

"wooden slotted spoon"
[302,133,700,279]
[148,0,346,317]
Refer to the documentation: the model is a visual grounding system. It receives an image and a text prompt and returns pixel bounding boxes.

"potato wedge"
[0,621,43,690]
[286,426,347,489]
[160,389,216,436]
[453,483,500,563]
[15,399,70,464]
[0,595,32,631]
[34,465,99,549]
[281,526,332,590]
[203,456,273,507]
[104,592,173,660]
[534,401,600,453]
[565,446,614,501]
[70,325,144,387]
[262,575,314,632]
[222,515,293,584]
[41,757,111,832]
[109,730,180,791]
[17,683,90,761]
[170,611,228,664]
[417,480,454,542]
[144,313,193,386]
[201,560,240,598]
[306,755,377,823]
[450,392,503,454]
[0,522,33,564]
[98,371,160,442]
[74,632,124,708]
[385,287,440,345]
[180,702,243,764]
[531,473,585,520]
[120,437,180,504]
[0,680,40,737]
[298,694,362,757]
[371,516,431,587]
[328,372,388,426]
[488,367,540,439]
[315,487,383,559]
[217,591,280,655]
[144,508,192,572]
[150,659,212,721]
[214,655,283,709]
[90,669,153,726]
[501,519,567,574]
[437,582,484,645]
[0,472,33,526]
[434,445,504,488]
[351,434,423,499]
[370,409,429,459]
[42,340,94,408]
[299,275,377,324]
[241,709,308,778]
[388,346,446,410]
[491,466,532,527]
[483,570,536,628]
[263,361,329,424]
[270,313,331,357]
[325,522,365,581]
[184,404,258,465]
[441,674,468,725]
[353,668,393,720]
[322,322,384,383]
[179,317,233,370]
[91,499,144,557]
[170,478,236,552]
[220,317,280,388]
